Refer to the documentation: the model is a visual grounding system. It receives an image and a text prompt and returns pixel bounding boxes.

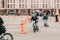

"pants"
[33,22,39,31]
[55,15,58,22]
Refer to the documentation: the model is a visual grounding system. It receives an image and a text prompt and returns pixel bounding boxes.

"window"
[2,0,4,8]
[22,4,24,8]
[37,4,39,8]
[21,0,24,3]
[31,4,34,8]
[59,4,60,8]
[11,4,12,8]
[25,4,27,8]
[9,0,12,3]
[19,4,21,8]
[11,0,12,3]
[7,0,9,3]
[12,0,15,3]
[19,0,21,3]
[43,4,47,8]
[34,4,37,8]
[8,4,9,8]
[25,0,27,3]
[57,4,59,8]
[13,4,15,8]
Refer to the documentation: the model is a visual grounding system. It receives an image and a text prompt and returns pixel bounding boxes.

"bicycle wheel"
[33,26,36,32]
[33,22,36,32]
[3,33,13,40]
[44,23,49,27]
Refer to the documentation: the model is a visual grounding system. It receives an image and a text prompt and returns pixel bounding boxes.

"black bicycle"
[0,24,13,40]
[0,32,13,40]
[33,21,39,32]
[0,33,13,40]
[44,23,49,27]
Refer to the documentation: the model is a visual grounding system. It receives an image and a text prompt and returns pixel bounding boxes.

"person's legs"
[44,20,49,27]
[55,15,58,22]
[35,22,39,32]
[44,20,47,26]
[33,22,36,32]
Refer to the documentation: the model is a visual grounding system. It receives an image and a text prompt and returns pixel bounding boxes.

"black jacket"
[31,16,38,23]
[0,17,4,25]
[0,17,6,35]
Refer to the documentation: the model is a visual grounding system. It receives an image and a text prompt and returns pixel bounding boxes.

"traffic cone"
[24,19,26,25]
[27,16,30,23]
[20,20,27,34]
[23,19,26,25]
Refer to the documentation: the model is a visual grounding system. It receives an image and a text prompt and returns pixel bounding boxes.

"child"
[42,13,49,27]
[31,13,39,32]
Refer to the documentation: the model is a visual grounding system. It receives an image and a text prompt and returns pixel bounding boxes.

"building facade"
[3,0,60,9]
[0,0,60,15]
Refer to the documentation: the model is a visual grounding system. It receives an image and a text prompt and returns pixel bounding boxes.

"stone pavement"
[0,16,60,40]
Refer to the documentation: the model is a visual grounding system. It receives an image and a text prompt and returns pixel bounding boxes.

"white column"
[27,0,31,9]
[15,0,19,8]
[40,0,43,9]
[50,0,53,9]
[4,0,7,8]
[0,0,2,8]
[59,0,60,8]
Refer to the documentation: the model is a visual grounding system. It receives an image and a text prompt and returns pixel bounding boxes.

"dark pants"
[33,22,39,31]
[55,15,58,22]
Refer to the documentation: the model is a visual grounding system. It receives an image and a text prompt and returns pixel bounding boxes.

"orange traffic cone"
[20,20,27,34]
[23,19,26,25]
[27,16,30,23]
[24,19,26,25]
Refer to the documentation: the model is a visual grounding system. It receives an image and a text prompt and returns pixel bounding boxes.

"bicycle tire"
[4,33,13,40]
[33,26,36,32]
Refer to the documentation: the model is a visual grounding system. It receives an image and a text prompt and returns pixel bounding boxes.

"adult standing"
[55,9,59,22]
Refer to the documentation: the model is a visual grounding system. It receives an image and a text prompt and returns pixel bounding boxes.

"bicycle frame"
[32,21,39,32]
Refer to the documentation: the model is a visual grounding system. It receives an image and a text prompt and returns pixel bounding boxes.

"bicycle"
[32,21,39,32]
[44,20,49,27]
[0,32,13,40]
[0,25,13,40]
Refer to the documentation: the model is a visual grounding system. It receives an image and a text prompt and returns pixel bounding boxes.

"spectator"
[42,12,49,27]
[55,9,59,22]
[0,17,6,35]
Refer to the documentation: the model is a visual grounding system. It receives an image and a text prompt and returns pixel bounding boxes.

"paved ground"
[0,16,60,40]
